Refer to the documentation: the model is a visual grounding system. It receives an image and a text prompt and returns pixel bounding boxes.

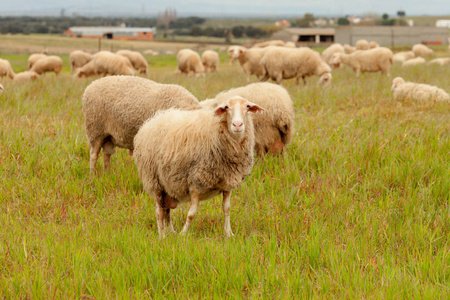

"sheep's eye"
[246,105,250,108]
[224,106,228,109]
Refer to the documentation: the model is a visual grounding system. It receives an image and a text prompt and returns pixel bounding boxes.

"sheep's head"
[318,73,332,87]
[331,53,342,66]
[214,96,264,141]
[228,46,245,59]
[391,77,405,92]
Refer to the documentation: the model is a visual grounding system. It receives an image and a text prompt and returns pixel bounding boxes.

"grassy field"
[1,41,450,298]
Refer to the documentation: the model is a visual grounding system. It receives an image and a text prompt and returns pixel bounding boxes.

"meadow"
[1,41,450,298]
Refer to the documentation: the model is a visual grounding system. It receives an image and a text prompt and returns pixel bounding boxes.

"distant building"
[436,20,450,28]
[335,26,449,46]
[271,28,335,44]
[274,20,291,27]
[65,26,156,40]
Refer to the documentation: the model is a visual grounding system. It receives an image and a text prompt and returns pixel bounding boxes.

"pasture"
[1,39,450,298]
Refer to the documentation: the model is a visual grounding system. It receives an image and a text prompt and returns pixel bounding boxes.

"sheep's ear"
[214,104,229,116]
[246,102,265,113]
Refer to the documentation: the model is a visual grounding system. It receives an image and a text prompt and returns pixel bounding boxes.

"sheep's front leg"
[155,203,166,239]
[222,191,234,237]
[181,192,200,235]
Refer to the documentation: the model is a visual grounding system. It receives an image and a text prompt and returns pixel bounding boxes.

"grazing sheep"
[133,96,264,238]
[201,50,219,72]
[13,71,39,82]
[412,44,433,57]
[393,51,415,63]
[429,57,450,66]
[402,57,426,67]
[30,55,63,75]
[356,39,370,50]
[260,47,332,86]
[28,53,47,69]
[227,45,246,64]
[391,77,449,102]
[285,42,296,48]
[176,49,205,76]
[82,76,201,174]
[322,43,345,68]
[344,44,357,54]
[369,41,380,48]
[69,50,92,73]
[331,47,393,77]
[234,47,268,82]
[201,82,295,156]
[0,58,15,79]
[252,40,285,48]
[74,51,135,77]
[116,50,149,74]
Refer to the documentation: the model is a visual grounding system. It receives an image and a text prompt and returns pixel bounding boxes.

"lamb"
[30,55,63,75]
[260,47,332,86]
[429,58,450,66]
[402,57,425,67]
[74,51,135,77]
[252,40,285,48]
[81,76,201,174]
[69,50,92,73]
[28,53,47,69]
[393,51,415,63]
[13,71,39,82]
[369,41,380,48]
[391,77,449,102]
[344,44,357,54]
[227,45,246,64]
[356,39,370,50]
[201,82,295,156]
[133,96,264,238]
[0,58,15,79]
[234,47,268,81]
[322,43,345,68]
[201,50,219,72]
[331,47,393,77]
[176,49,205,76]
[116,50,149,74]
[412,44,433,57]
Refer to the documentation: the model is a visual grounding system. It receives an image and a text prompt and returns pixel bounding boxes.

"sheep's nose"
[233,121,243,128]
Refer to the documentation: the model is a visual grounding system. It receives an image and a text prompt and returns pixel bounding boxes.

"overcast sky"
[2,0,449,17]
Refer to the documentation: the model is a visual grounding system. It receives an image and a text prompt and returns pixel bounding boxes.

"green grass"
[1,50,450,298]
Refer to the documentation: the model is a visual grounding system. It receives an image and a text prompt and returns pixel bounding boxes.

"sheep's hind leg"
[89,140,103,175]
[154,194,166,239]
[181,192,200,235]
[222,191,234,237]
[102,139,116,172]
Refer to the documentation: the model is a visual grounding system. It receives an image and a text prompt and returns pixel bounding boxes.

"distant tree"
[397,10,406,17]
[296,13,315,27]
[382,13,389,20]
[245,26,264,38]
[189,25,203,36]
[231,26,245,38]
[337,17,350,25]
[157,7,177,30]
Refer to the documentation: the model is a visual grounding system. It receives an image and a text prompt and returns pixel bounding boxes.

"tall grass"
[1,51,449,298]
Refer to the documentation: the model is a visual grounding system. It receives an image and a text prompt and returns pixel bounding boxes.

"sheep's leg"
[181,192,200,235]
[302,76,306,85]
[260,73,269,82]
[164,208,176,234]
[222,191,234,237]
[102,140,115,172]
[155,202,166,239]
[89,141,103,175]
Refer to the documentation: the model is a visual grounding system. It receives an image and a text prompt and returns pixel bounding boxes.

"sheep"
[322,43,345,68]
[30,55,63,75]
[69,50,92,73]
[260,47,332,86]
[331,47,393,77]
[133,96,264,238]
[369,41,380,48]
[0,83,3,93]
[28,53,47,69]
[13,71,39,82]
[412,44,433,57]
[201,82,295,156]
[402,57,426,67]
[176,49,205,76]
[344,44,357,54]
[252,40,285,48]
[227,45,246,64]
[356,39,370,50]
[393,51,415,63]
[201,50,219,72]
[0,58,15,79]
[74,51,135,77]
[116,50,149,74]
[429,58,450,66]
[234,47,268,82]
[285,42,296,48]
[391,77,449,102]
[81,76,201,174]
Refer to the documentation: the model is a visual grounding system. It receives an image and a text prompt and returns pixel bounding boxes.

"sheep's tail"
[276,111,294,147]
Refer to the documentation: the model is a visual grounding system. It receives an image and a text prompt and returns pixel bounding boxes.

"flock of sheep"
[1,40,449,238]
